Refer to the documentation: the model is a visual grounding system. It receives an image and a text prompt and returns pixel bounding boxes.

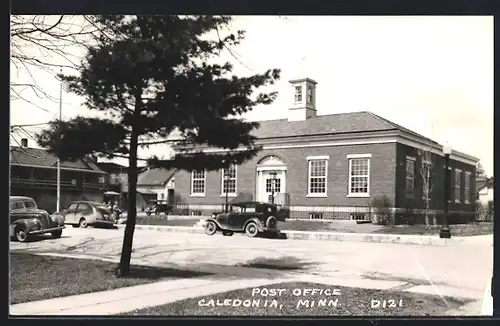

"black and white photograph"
[9,15,493,317]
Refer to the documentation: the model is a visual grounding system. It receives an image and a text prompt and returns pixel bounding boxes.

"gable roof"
[10,146,105,174]
[477,177,494,192]
[97,162,128,173]
[137,168,175,186]
[251,111,438,144]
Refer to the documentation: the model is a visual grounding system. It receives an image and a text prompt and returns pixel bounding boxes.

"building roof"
[251,111,438,144]
[137,168,175,186]
[10,146,105,174]
[97,162,128,173]
[477,177,493,192]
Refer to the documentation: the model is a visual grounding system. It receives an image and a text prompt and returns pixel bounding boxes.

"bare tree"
[417,148,434,227]
[10,15,103,111]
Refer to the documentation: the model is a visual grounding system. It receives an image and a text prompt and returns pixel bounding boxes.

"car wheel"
[79,218,88,228]
[204,221,217,235]
[51,229,62,239]
[245,222,259,238]
[15,227,29,242]
[266,216,277,229]
[222,231,233,236]
[146,211,151,216]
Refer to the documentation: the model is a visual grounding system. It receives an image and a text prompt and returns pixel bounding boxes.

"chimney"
[288,78,317,122]
[21,138,28,147]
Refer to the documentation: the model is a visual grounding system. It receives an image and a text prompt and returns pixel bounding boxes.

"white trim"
[448,166,452,170]
[347,156,370,197]
[190,169,206,197]
[256,166,287,172]
[220,165,237,197]
[307,158,328,197]
[306,155,330,160]
[422,160,431,165]
[306,194,328,198]
[455,168,463,173]
[347,193,370,198]
[406,156,416,161]
[346,153,372,159]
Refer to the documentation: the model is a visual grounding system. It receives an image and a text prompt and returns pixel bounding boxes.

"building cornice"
[176,130,479,166]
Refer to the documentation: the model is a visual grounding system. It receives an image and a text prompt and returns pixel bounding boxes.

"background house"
[96,162,128,207]
[476,176,493,221]
[10,139,106,213]
[136,168,176,208]
[172,77,479,223]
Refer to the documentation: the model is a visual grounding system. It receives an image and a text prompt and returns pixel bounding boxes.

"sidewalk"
[10,276,293,315]
[119,224,468,246]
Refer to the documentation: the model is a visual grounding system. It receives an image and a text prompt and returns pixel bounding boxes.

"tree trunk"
[117,122,139,277]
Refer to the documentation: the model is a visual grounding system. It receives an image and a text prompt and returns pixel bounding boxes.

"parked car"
[54,201,115,228]
[145,200,173,216]
[204,201,288,238]
[10,196,65,242]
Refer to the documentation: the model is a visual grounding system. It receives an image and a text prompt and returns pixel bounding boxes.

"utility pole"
[56,67,62,212]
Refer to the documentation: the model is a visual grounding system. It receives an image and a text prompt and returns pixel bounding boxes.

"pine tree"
[37,15,280,276]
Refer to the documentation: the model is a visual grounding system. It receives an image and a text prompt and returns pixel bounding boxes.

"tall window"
[464,171,471,203]
[348,156,370,196]
[266,178,281,193]
[405,158,415,198]
[422,161,432,200]
[191,170,205,195]
[455,169,462,203]
[221,165,237,195]
[308,159,327,196]
[446,167,453,202]
[294,85,302,103]
[307,86,313,104]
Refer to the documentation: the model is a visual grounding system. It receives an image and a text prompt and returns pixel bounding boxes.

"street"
[10,227,492,302]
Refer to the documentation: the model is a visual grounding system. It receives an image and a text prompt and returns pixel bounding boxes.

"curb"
[120,225,463,246]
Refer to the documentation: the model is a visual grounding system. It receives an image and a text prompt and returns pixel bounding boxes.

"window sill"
[455,200,461,203]
[307,193,328,198]
[220,193,238,198]
[347,193,370,198]
[190,194,206,197]
[465,200,470,204]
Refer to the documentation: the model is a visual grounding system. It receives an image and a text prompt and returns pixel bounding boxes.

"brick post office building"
[173,78,479,223]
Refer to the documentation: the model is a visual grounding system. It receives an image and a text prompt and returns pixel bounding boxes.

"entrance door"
[256,170,286,203]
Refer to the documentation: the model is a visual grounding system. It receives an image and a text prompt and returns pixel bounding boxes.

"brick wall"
[175,143,397,207]
[395,143,476,213]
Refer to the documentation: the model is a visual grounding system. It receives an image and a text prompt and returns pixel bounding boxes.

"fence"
[169,202,480,225]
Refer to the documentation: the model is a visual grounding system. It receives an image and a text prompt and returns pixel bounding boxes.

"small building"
[172,77,479,223]
[96,162,128,206]
[10,140,106,213]
[137,168,176,205]
[476,176,493,221]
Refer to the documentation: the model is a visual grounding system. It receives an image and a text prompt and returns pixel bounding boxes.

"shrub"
[371,195,393,225]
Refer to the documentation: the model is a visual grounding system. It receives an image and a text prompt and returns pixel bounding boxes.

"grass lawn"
[9,253,210,304]
[123,281,472,316]
[279,220,493,236]
[135,216,200,227]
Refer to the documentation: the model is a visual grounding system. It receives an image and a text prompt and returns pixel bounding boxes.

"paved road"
[10,227,492,301]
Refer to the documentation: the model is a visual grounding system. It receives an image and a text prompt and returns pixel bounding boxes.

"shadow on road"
[237,256,314,271]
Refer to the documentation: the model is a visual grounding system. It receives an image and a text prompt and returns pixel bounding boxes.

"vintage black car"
[145,200,173,216]
[10,196,65,242]
[204,201,289,237]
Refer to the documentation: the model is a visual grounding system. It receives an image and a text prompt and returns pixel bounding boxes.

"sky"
[10,16,493,175]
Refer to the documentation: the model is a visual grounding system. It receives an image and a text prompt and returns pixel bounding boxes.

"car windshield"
[23,200,37,208]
